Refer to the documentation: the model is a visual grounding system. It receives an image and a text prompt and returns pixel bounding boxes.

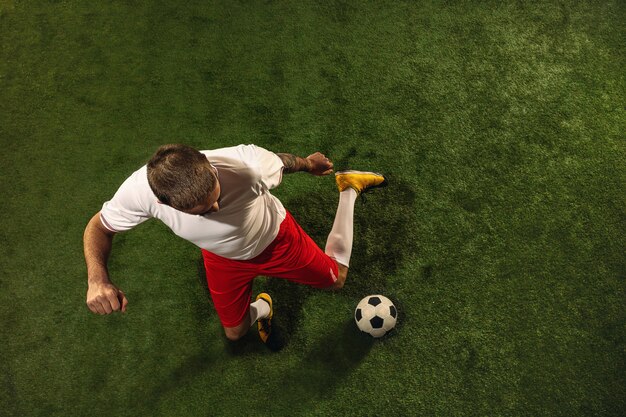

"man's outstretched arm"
[277,152,334,176]
[84,212,128,314]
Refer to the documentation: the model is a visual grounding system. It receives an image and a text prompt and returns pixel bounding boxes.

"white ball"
[354,295,398,338]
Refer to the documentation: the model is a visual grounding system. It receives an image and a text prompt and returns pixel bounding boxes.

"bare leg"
[223,314,250,341]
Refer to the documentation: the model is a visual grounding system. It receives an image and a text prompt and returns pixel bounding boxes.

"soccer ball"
[354,295,398,338]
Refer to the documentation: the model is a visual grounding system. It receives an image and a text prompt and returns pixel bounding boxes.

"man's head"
[147,144,220,215]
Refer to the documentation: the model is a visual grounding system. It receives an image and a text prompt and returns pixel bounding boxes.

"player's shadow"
[277,318,375,413]
[286,175,416,294]
[137,260,223,412]
[261,277,316,348]
[302,318,375,383]
[140,350,220,413]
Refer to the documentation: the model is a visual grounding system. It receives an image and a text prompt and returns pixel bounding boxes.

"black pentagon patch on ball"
[368,296,381,306]
[355,308,362,321]
[370,316,384,329]
[390,305,397,318]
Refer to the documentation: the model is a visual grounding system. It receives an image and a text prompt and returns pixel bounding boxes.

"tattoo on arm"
[277,153,310,174]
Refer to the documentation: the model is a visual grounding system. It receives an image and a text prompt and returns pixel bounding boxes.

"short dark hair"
[146,144,216,210]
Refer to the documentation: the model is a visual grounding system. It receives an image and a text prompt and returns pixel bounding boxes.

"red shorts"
[202,210,339,327]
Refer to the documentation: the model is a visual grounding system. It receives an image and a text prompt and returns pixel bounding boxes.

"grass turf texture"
[0,0,624,416]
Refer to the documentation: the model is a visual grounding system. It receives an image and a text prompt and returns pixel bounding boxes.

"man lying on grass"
[83,144,386,347]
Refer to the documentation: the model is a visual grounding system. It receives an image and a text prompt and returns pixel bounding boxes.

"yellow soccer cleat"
[256,293,273,344]
[335,170,388,195]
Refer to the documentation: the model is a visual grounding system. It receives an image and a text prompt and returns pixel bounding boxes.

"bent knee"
[329,279,345,290]
[224,325,248,341]
[328,266,348,290]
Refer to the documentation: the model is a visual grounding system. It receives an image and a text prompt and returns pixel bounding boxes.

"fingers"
[89,302,105,315]
[306,152,334,175]
[315,166,333,176]
[110,293,121,313]
[97,295,114,314]
[308,152,332,163]
[88,299,111,314]
[119,291,128,313]
[87,288,127,315]
[318,159,333,176]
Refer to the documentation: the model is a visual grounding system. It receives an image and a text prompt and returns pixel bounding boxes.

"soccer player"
[83,144,386,344]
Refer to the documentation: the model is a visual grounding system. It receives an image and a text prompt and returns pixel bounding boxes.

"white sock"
[324,188,357,267]
[249,298,270,326]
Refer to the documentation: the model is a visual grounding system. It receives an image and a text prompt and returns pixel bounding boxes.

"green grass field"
[1,1,624,416]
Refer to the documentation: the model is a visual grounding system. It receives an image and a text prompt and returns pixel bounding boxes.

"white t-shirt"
[100,144,286,260]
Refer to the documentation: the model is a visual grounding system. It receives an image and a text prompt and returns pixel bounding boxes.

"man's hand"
[278,152,334,175]
[86,282,128,315]
[305,152,334,176]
